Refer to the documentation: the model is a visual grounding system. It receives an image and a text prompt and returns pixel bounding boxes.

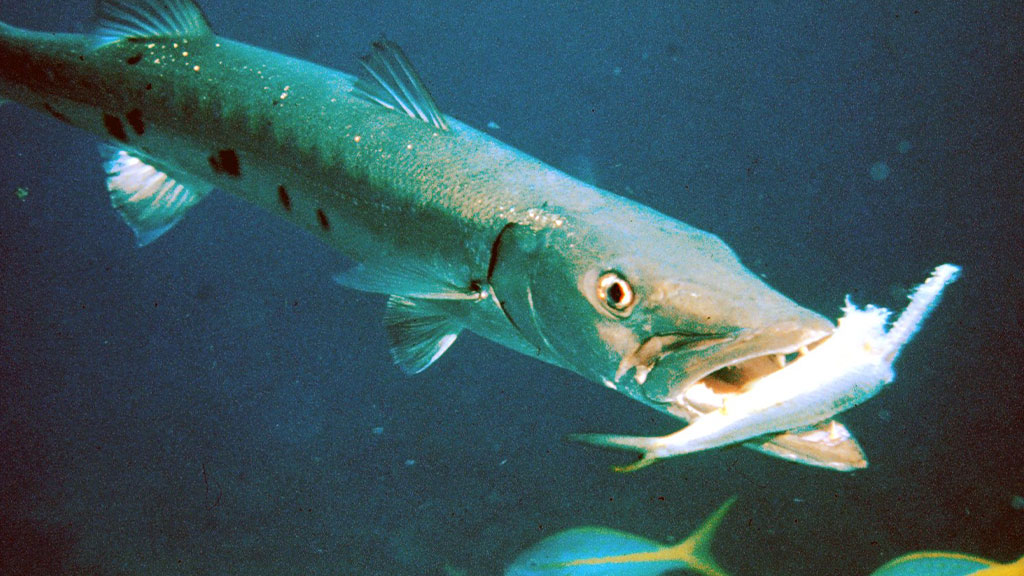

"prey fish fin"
[565,432,666,473]
[749,419,868,471]
[384,296,462,374]
[354,38,449,131]
[94,0,213,45]
[103,148,213,246]
[335,261,485,301]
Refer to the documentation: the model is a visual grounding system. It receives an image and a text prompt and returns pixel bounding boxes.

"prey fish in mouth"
[570,264,961,472]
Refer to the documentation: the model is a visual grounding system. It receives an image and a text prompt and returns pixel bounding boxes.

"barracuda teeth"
[798,346,809,357]
[774,354,786,369]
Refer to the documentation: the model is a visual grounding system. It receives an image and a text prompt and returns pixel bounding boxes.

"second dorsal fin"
[355,39,449,131]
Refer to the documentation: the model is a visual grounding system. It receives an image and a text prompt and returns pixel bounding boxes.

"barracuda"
[1,0,951,471]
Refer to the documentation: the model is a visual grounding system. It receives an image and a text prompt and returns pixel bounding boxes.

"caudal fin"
[565,432,665,472]
[659,497,736,576]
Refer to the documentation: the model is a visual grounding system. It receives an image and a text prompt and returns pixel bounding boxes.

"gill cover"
[488,223,568,364]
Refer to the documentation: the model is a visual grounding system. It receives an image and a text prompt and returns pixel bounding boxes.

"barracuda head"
[489,203,834,414]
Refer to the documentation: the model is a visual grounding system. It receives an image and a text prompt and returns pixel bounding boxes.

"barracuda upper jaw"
[635,318,834,408]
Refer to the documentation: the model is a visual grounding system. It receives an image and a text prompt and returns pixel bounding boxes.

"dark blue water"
[1,2,1021,575]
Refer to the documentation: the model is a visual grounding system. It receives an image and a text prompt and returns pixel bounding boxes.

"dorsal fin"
[94,0,213,45]
[355,39,449,131]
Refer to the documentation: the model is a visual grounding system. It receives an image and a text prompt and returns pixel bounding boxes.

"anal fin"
[384,296,461,374]
[104,148,212,246]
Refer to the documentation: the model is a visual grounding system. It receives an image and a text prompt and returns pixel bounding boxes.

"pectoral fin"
[335,261,485,301]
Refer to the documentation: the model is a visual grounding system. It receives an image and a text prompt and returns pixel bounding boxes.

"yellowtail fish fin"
[335,262,486,301]
[384,296,462,374]
[104,148,213,246]
[659,497,736,576]
[355,38,449,131]
[94,0,213,46]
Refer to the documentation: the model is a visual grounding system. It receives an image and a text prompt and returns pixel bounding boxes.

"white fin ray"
[103,148,212,246]
[94,0,212,45]
[384,296,461,374]
[355,39,449,131]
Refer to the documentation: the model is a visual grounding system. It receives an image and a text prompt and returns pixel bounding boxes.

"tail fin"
[660,497,736,576]
[565,432,666,472]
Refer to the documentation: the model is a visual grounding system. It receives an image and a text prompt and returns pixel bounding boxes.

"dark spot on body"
[126,108,145,135]
[103,113,127,142]
[316,209,330,231]
[126,53,143,65]
[208,149,240,177]
[277,185,291,211]
[43,103,69,123]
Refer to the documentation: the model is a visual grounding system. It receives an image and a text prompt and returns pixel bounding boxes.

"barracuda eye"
[597,271,636,316]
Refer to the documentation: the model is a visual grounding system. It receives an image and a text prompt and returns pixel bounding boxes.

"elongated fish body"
[0,12,617,363]
[3,1,934,471]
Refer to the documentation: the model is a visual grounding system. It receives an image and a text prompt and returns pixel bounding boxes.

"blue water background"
[1,2,1021,575]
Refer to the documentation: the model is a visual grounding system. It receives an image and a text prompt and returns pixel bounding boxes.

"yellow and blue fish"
[870,551,1024,576]
[505,498,734,576]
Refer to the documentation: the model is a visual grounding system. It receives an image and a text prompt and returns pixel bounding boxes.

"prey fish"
[0,0,951,470]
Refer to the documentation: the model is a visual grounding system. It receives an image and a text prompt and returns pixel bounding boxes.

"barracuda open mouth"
[618,323,834,416]
[677,336,831,417]
[570,264,961,472]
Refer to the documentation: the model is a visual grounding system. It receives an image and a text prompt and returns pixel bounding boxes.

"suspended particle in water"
[869,161,891,181]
